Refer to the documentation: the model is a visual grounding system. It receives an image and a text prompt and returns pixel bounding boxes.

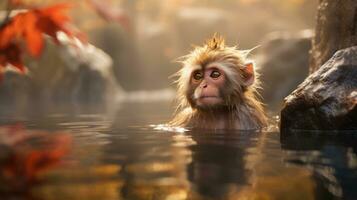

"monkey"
[169,34,267,130]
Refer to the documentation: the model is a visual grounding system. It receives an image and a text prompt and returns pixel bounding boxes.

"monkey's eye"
[210,70,221,79]
[193,71,203,80]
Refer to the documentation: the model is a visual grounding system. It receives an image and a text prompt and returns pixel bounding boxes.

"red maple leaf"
[0,3,83,80]
[0,43,24,73]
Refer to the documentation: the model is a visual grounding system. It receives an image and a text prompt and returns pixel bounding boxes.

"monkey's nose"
[200,83,208,88]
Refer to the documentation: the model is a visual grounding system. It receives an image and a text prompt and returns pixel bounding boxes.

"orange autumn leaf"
[0,3,82,78]
[0,43,25,73]
[35,3,74,43]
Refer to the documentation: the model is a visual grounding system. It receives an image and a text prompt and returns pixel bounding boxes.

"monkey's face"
[188,64,227,109]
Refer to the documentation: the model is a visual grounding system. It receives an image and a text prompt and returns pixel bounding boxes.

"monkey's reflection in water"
[114,131,255,200]
[187,131,254,199]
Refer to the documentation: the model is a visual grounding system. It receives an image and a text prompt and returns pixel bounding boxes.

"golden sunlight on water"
[0,102,355,200]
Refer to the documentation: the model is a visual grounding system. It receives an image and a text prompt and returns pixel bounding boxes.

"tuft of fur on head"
[170,34,267,129]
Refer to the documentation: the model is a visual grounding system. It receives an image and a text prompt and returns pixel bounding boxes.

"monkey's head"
[175,35,257,111]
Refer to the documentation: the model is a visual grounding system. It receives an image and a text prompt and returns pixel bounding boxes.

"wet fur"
[170,35,267,130]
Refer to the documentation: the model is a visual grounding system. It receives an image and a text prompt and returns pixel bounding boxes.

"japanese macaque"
[170,35,267,130]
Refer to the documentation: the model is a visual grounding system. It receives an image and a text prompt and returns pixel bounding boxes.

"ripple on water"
[0,108,356,200]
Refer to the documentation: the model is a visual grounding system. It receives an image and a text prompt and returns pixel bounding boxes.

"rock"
[0,69,32,111]
[54,32,125,104]
[257,30,313,111]
[310,0,357,72]
[280,46,357,132]
[0,32,124,109]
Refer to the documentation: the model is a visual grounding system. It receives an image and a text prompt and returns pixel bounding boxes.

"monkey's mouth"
[198,96,220,99]
[196,96,223,106]
[199,96,219,99]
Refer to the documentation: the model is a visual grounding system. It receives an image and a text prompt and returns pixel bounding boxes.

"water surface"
[0,102,356,200]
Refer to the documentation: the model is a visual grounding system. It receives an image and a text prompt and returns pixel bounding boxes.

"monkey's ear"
[242,62,255,86]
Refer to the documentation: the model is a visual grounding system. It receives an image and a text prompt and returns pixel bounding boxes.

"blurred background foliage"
[0,0,318,109]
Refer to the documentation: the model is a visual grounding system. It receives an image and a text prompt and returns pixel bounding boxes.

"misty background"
[0,0,318,112]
